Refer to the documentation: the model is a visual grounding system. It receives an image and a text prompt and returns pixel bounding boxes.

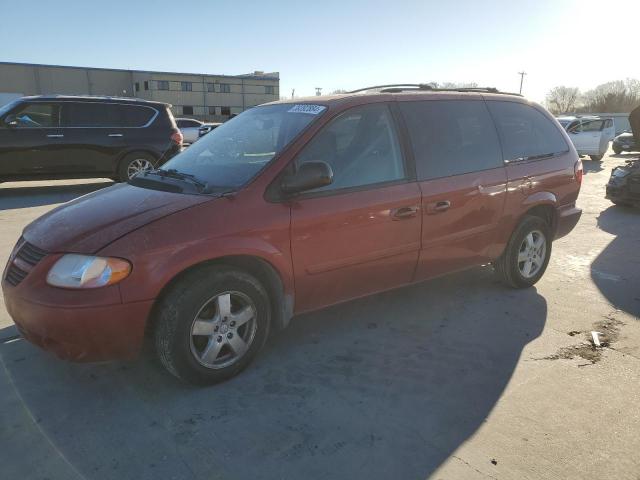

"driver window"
[11,103,60,128]
[294,104,405,192]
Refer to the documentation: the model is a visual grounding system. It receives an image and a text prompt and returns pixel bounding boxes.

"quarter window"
[120,105,155,127]
[487,101,569,161]
[11,103,60,128]
[400,100,502,180]
[294,104,405,192]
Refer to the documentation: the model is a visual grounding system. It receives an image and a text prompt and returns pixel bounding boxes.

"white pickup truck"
[557,115,616,161]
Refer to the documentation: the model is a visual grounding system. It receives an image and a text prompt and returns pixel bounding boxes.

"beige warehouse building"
[0,62,279,122]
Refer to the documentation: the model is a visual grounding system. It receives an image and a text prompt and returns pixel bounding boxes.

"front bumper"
[3,289,153,362]
[554,204,582,239]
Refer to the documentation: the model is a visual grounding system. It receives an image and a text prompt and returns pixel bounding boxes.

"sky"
[2,0,639,104]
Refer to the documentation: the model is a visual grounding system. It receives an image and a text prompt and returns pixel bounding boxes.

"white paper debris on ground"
[591,331,603,347]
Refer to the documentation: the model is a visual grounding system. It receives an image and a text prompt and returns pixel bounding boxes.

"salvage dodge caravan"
[2,85,583,385]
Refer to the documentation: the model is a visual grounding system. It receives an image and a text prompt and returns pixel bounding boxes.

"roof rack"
[347,84,522,96]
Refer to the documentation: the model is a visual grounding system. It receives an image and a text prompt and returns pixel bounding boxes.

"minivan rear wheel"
[118,152,155,181]
[494,215,552,288]
[153,266,271,385]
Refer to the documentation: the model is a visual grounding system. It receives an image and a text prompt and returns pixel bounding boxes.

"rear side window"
[62,102,155,127]
[400,100,502,180]
[487,101,568,161]
[62,102,121,127]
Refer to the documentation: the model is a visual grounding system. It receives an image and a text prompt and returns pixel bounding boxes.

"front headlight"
[46,254,131,289]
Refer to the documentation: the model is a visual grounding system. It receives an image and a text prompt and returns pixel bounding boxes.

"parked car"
[176,118,221,144]
[612,131,637,154]
[556,115,616,161]
[0,95,183,182]
[606,105,640,207]
[198,122,222,138]
[2,86,582,385]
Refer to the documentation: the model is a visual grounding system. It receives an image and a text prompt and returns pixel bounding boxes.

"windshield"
[160,103,326,189]
[0,99,20,118]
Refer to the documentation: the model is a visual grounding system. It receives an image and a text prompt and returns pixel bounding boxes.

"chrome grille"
[4,238,48,287]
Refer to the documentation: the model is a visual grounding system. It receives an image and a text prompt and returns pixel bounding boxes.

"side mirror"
[281,161,333,195]
[3,115,18,128]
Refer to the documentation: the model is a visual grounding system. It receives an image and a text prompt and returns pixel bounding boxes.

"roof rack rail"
[348,84,522,96]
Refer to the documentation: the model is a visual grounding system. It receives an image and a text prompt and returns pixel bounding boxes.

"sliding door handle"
[427,200,451,214]
[391,205,419,220]
[108,133,123,137]
[46,134,64,138]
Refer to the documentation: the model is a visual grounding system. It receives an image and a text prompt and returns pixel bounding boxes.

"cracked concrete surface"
[1,151,639,479]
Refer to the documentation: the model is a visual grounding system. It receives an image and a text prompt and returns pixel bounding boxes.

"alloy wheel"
[517,229,546,279]
[189,291,258,369]
[127,158,153,179]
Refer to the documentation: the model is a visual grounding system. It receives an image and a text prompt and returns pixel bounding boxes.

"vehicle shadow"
[592,205,640,317]
[0,181,114,210]
[0,267,547,480]
[583,160,604,174]
[610,153,639,159]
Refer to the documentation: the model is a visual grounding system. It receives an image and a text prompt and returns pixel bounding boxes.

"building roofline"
[0,61,279,81]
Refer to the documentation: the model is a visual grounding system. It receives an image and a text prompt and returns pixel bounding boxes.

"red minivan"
[2,86,582,384]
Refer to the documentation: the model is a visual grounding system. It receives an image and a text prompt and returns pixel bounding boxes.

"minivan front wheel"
[118,152,155,181]
[153,266,271,385]
[494,215,552,288]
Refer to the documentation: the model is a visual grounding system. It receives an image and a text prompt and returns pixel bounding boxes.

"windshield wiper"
[154,169,209,192]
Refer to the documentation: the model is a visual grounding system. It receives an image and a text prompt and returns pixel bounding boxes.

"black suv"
[0,95,183,182]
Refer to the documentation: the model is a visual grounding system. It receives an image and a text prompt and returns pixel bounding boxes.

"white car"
[176,118,219,144]
[557,115,616,161]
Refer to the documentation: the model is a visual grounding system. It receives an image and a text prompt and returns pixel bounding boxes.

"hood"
[630,105,640,141]
[23,183,213,253]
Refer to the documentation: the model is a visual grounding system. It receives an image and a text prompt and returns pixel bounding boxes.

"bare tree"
[545,86,580,114]
[330,89,348,94]
[578,79,640,113]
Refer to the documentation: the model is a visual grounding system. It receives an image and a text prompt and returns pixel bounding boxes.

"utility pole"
[291,88,295,99]
[315,87,322,96]
[518,71,527,94]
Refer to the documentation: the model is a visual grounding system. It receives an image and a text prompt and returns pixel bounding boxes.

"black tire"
[153,266,271,385]
[612,146,622,154]
[117,152,156,182]
[589,154,603,161]
[494,215,552,289]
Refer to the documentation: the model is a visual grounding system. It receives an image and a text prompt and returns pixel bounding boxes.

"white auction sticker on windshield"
[287,104,326,115]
